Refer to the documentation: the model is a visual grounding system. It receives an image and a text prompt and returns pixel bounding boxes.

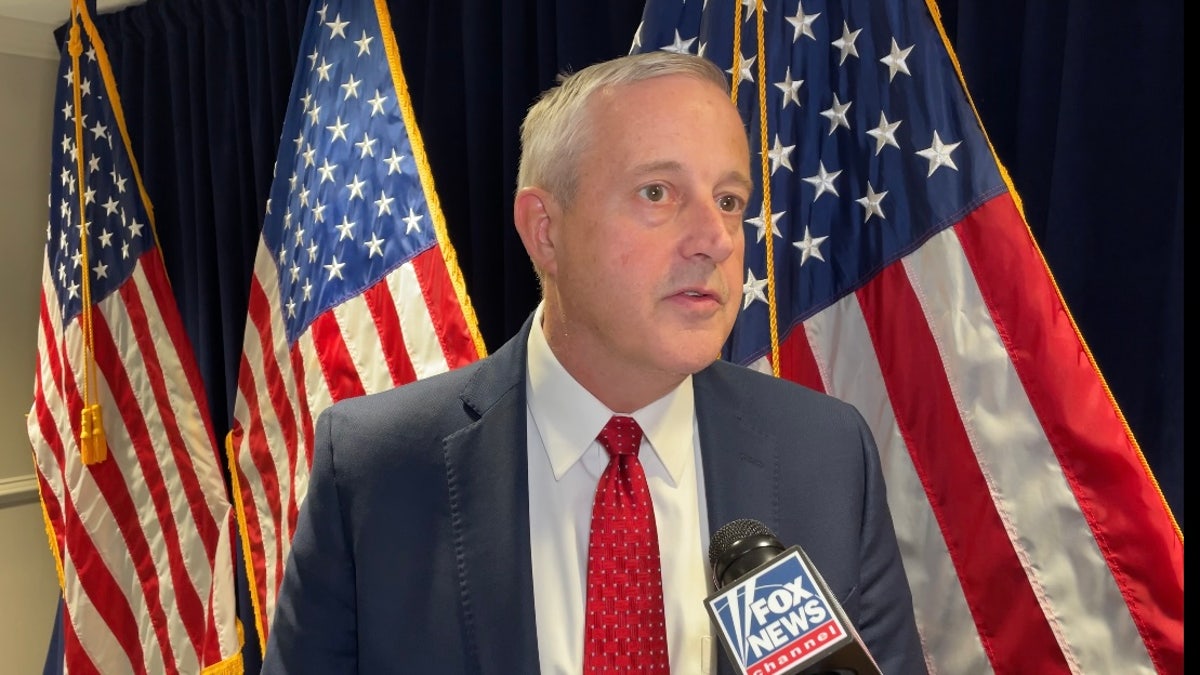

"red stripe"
[119,271,220,557]
[89,311,192,669]
[285,341,315,536]
[774,322,825,392]
[310,309,367,401]
[410,245,483,367]
[33,356,150,675]
[35,299,153,673]
[362,278,418,386]
[958,193,1184,672]
[856,256,1069,673]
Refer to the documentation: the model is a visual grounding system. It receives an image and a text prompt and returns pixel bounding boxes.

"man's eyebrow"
[629,161,754,193]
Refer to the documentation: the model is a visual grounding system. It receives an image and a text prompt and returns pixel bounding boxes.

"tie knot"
[597,415,643,458]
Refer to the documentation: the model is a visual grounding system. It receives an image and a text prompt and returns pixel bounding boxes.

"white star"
[326,116,349,142]
[745,207,784,242]
[728,54,756,84]
[820,94,851,135]
[354,30,373,56]
[774,67,803,109]
[302,279,313,300]
[855,183,888,222]
[403,207,423,234]
[767,135,795,175]
[71,250,83,268]
[793,226,829,265]
[318,157,338,183]
[98,229,113,247]
[316,58,333,82]
[803,161,841,200]
[84,186,96,205]
[341,74,361,100]
[346,174,366,200]
[88,154,101,172]
[114,174,127,193]
[832,21,862,65]
[307,47,319,70]
[324,256,346,280]
[786,2,820,42]
[127,217,144,238]
[335,215,356,240]
[102,196,119,215]
[631,21,643,51]
[916,131,961,176]
[355,133,377,158]
[325,13,349,39]
[384,149,405,175]
[866,112,902,155]
[307,104,322,125]
[307,240,319,262]
[375,191,395,216]
[662,30,696,54]
[881,38,914,82]
[121,242,130,259]
[89,120,107,140]
[67,280,80,299]
[298,185,311,207]
[368,90,388,116]
[742,269,768,309]
[740,0,762,22]
[286,298,296,318]
[311,201,327,223]
[302,144,316,167]
[364,232,385,258]
[290,262,301,281]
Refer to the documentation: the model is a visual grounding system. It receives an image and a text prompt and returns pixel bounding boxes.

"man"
[263,51,927,674]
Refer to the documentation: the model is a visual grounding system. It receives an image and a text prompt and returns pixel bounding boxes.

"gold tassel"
[80,405,107,465]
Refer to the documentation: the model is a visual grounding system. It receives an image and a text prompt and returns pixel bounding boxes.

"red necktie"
[583,416,670,673]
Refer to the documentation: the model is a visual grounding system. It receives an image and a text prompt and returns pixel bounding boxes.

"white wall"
[0,18,72,675]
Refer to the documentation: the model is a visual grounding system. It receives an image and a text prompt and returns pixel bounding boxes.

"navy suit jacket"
[262,315,927,674]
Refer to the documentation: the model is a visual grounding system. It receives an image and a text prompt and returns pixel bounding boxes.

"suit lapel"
[443,316,540,674]
[695,363,781,539]
[695,364,781,675]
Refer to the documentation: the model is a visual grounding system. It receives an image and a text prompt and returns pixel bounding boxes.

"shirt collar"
[526,302,694,485]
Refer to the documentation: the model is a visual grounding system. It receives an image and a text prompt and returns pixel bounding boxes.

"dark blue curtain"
[45,0,1181,672]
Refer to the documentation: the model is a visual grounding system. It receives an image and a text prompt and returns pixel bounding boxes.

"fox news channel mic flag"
[633,0,1183,673]
[27,3,242,673]
[227,0,486,649]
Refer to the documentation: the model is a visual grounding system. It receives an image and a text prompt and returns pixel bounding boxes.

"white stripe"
[330,291,393,395]
[387,261,450,379]
[803,290,990,675]
[905,230,1153,674]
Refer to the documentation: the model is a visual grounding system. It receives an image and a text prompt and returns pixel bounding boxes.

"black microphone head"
[709,518,786,589]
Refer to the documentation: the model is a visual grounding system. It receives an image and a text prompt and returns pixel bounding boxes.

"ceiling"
[0,0,142,59]
[0,0,139,26]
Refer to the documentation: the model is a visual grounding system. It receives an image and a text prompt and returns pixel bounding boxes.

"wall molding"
[0,474,39,508]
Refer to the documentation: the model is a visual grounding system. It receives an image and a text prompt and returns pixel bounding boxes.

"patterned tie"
[583,415,670,673]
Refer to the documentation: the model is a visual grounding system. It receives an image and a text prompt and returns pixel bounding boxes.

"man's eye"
[639,184,666,202]
[717,194,745,213]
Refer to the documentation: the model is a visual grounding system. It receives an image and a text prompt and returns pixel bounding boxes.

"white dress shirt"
[525,303,716,674]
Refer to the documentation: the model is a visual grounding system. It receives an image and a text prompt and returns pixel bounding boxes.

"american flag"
[27,4,241,674]
[634,1,1182,673]
[228,0,486,648]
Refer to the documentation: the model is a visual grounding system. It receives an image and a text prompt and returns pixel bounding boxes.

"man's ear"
[513,186,560,277]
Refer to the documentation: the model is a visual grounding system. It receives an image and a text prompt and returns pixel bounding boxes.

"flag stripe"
[60,598,105,675]
[801,287,991,674]
[361,277,418,386]
[862,252,1070,671]
[956,195,1182,672]
[410,242,483,370]
[330,292,393,394]
[311,309,368,401]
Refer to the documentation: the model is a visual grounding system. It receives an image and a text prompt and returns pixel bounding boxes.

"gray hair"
[516,51,731,206]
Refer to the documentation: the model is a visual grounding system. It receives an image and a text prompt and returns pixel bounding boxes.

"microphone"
[705,519,882,675]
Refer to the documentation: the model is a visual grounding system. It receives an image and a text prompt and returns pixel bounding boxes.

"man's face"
[540,73,751,408]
